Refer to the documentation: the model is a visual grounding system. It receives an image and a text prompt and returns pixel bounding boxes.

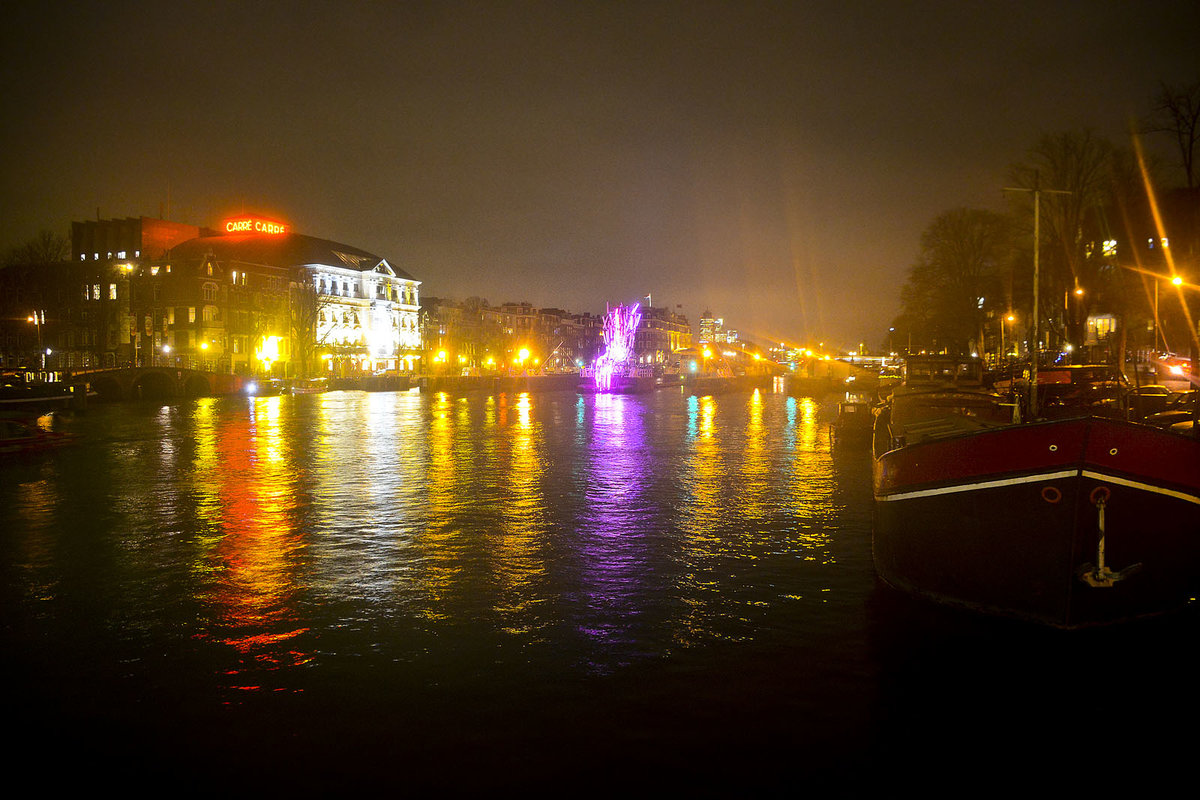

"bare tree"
[1007,131,1127,352]
[1143,79,1200,189]
[2,229,69,267]
[900,208,1013,355]
[289,279,334,379]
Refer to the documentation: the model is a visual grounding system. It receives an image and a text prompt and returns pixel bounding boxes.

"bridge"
[71,367,253,402]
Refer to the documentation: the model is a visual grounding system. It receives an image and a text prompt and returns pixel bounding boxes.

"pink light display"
[593,303,642,392]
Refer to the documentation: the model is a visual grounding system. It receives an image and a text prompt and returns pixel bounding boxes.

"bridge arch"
[182,373,212,398]
[89,373,125,402]
[132,371,177,401]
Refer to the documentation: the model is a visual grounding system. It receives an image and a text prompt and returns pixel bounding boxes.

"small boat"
[290,378,329,395]
[1,369,77,415]
[578,365,656,394]
[872,355,1200,628]
[244,379,285,397]
[0,416,79,455]
[831,394,876,444]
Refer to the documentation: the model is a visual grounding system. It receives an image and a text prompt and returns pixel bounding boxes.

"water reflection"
[415,391,462,621]
[190,396,310,696]
[494,393,549,634]
[4,389,850,688]
[785,396,838,566]
[574,392,655,669]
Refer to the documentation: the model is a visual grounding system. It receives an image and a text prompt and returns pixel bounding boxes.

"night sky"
[2,1,1196,348]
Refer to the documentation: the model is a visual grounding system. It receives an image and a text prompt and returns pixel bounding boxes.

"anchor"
[1078,486,1142,587]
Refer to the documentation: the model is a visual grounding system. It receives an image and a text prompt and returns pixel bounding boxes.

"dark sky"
[2,1,1196,349]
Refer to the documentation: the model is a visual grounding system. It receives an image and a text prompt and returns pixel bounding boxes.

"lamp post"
[1004,173,1070,418]
[27,310,45,368]
[1154,273,1185,355]
[1000,314,1008,365]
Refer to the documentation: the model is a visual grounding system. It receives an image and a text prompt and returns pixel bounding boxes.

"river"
[1,387,1194,794]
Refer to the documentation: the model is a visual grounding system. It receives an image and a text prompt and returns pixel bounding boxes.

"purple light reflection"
[575,393,657,671]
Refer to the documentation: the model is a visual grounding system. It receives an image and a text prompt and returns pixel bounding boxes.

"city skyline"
[3,1,1197,349]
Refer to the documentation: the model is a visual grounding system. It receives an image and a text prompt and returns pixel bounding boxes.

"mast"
[1004,171,1069,419]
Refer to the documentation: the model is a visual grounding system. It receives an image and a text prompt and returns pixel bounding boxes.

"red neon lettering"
[223,217,287,235]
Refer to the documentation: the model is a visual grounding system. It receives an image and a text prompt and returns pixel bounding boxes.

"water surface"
[2,388,1194,792]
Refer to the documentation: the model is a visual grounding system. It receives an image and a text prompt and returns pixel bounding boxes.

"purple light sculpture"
[593,303,642,392]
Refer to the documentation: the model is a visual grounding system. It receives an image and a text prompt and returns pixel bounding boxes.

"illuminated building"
[636,304,692,364]
[15,214,423,376]
[163,216,421,376]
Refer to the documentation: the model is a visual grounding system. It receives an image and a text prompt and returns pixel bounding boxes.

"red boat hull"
[873,417,1200,627]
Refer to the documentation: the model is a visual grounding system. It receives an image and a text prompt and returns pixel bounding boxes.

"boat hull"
[873,417,1200,627]
[577,374,657,394]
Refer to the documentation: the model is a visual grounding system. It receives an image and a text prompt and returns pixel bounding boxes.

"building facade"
[2,214,421,377]
[418,297,690,375]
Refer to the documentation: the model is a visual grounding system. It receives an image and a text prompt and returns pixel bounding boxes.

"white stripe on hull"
[877,467,1200,506]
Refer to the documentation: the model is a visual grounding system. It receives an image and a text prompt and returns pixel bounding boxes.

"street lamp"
[27,310,45,368]
[1153,273,1187,355]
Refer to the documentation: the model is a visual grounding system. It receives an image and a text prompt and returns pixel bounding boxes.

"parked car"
[1130,384,1172,418]
[1166,389,1197,410]
[1145,390,1197,428]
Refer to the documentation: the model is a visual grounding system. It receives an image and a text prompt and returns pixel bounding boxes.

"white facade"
[306,258,421,371]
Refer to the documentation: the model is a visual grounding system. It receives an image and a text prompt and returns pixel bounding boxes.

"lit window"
[109,283,117,300]
[188,307,196,323]
[93,284,101,300]
[80,254,86,261]
[117,251,126,259]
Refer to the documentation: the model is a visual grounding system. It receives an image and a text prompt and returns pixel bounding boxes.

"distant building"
[636,305,692,365]
[699,309,735,345]
[4,214,421,376]
[418,296,689,374]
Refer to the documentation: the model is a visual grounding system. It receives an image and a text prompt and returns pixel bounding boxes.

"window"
[188,307,196,323]
[109,283,117,300]
[166,308,175,325]
[203,282,217,301]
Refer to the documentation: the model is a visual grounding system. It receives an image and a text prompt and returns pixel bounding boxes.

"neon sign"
[223,217,289,235]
